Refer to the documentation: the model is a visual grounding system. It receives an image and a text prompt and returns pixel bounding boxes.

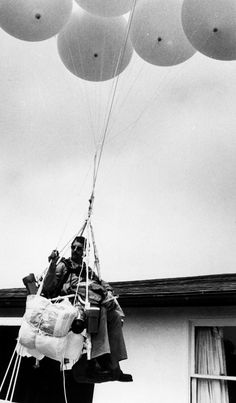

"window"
[190,321,236,403]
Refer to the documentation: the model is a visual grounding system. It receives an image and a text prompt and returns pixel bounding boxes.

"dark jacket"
[42,258,113,304]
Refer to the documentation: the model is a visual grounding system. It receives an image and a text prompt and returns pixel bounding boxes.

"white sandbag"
[16,341,44,360]
[18,320,37,350]
[39,298,77,337]
[23,295,77,337]
[24,295,50,327]
[64,331,84,361]
[35,333,67,362]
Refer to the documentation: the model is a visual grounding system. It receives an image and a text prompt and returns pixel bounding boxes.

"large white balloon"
[182,0,236,61]
[130,0,196,66]
[0,0,73,42]
[57,10,133,82]
[75,0,134,17]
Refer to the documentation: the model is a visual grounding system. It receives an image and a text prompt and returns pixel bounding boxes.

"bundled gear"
[38,233,132,383]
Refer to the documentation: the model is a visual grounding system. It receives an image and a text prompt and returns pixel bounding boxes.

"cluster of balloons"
[0,0,236,82]
[130,0,236,64]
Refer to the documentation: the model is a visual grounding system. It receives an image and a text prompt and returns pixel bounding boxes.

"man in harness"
[41,236,133,383]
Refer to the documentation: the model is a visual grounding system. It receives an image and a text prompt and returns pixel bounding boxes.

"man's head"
[71,236,86,264]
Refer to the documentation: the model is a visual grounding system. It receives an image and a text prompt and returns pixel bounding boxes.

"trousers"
[91,307,127,368]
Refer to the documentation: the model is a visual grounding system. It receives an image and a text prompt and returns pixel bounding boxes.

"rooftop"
[1,273,236,308]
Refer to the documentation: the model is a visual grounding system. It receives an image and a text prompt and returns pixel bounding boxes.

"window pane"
[195,327,236,377]
[226,381,236,403]
[191,378,229,403]
[195,327,227,376]
[193,326,236,403]
[223,327,236,377]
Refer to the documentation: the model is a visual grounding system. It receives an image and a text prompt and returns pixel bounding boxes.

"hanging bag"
[18,295,78,362]
[18,255,78,361]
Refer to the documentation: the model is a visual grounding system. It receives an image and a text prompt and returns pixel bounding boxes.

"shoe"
[73,365,113,384]
[87,367,111,378]
[112,368,133,382]
[88,371,113,384]
[86,364,114,383]
[117,371,133,382]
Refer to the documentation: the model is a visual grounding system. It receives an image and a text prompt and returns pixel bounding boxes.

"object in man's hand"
[22,273,38,295]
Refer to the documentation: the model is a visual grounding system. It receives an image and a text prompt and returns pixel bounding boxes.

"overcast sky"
[1,4,236,288]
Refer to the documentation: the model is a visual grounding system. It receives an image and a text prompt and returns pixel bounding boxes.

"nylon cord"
[92,0,138,191]
[45,0,141,260]
[53,1,139,254]
[9,354,22,402]
[0,347,17,395]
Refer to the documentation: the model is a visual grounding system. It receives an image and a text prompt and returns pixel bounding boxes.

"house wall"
[93,305,236,403]
[2,303,236,403]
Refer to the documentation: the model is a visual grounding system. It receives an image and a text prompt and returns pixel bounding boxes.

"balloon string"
[106,18,201,144]
[93,0,138,189]
[65,34,97,143]
[56,1,201,253]
[57,1,138,227]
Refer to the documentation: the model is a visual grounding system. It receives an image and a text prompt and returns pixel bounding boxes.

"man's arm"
[42,253,67,298]
[100,279,114,293]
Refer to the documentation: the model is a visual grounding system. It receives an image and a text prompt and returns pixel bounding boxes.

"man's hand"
[48,249,59,262]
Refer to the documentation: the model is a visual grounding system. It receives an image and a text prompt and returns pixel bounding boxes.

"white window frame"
[189,318,236,403]
[0,317,21,326]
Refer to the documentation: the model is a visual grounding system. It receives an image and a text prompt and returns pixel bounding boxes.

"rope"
[69,2,139,296]
[84,223,91,307]
[70,2,139,244]
[46,2,139,260]
[93,0,138,189]
[90,222,101,281]
[37,3,140,334]
[9,355,21,403]
[62,369,68,403]
[0,347,17,395]
[5,351,21,402]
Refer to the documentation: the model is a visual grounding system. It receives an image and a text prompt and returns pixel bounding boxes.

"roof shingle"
[1,273,236,308]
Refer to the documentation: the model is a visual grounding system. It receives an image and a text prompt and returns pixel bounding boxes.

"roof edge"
[0,273,236,308]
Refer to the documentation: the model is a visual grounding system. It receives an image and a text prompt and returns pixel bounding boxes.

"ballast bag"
[18,320,37,349]
[22,295,77,337]
[35,333,68,362]
[16,342,44,360]
[24,295,51,327]
[39,298,77,337]
[18,294,79,361]
[64,331,84,361]
[35,331,84,362]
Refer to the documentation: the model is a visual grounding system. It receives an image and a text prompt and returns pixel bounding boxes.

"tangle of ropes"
[54,0,139,262]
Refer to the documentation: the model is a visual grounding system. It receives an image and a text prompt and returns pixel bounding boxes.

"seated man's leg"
[91,306,110,359]
[106,309,128,369]
[90,308,132,382]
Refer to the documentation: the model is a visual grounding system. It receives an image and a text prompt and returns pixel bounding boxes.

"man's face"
[71,240,84,263]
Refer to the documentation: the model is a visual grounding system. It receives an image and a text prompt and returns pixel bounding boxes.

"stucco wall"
[2,302,236,402]
[93,305,236,403]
